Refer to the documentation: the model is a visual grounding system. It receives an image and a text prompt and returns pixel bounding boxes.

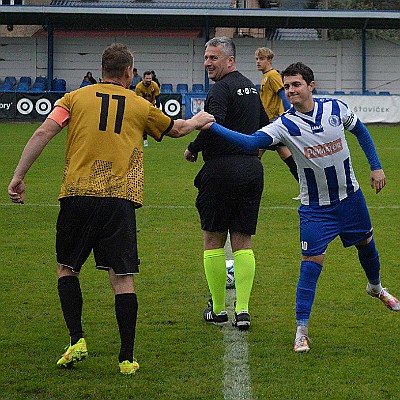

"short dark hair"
[281,62,314,85]
[102,43,133,79]
[143,70,152,78]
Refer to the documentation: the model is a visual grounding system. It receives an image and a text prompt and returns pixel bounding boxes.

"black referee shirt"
[188,70,269,161]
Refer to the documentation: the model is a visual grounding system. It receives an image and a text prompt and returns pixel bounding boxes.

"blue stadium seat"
[16,76,32,91]
[30,84,45,92]
[334,91,345,95]
[316,90,329,95]
[365,91,377,95]
[35,76,47,84]
[350,91,361,95]
[379,91,390,95]
[176,83,188,93]
[16,82,30,91]
[6,76,16,86]
[0,76,16,91]
[192,84,204,92]
[52,78,67,92]
[160,83,173,93]
[29,76,47,92]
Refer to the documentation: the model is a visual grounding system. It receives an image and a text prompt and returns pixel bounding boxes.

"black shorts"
[194,155,263,235]
[56,196,140,275]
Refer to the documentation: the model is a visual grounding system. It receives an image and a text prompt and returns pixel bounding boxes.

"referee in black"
[184,37,269,330]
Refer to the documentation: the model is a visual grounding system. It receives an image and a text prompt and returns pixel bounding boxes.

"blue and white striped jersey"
[260,98,359,206]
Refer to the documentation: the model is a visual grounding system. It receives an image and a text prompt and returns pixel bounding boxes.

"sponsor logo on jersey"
[237,87,258,96]
[311,124,324,133]
[304,138,343,159]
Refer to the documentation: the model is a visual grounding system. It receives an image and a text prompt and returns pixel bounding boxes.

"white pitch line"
[222,237,253,400]
[223,288,253,400]
[1,203,399,210]
[0,203,60,207]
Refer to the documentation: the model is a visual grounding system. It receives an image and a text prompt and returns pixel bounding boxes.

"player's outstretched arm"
[167,111,215,138]
[209,123,273,151]
[8,118,62,204]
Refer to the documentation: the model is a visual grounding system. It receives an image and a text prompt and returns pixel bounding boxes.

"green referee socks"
[234,249,255,313]
[204,248,226,314]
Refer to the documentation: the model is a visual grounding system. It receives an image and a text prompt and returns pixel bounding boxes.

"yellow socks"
[234,249,255,313]
[204,248,226,314]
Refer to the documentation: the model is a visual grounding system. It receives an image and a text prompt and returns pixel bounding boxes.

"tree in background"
[254,1,399,40]
[312,0,400,40]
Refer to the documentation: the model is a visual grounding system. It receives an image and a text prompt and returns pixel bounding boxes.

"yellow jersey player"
[135,70,161,146]
[256,47,300,199]
[8,43,215,375]
[135,70,160,106]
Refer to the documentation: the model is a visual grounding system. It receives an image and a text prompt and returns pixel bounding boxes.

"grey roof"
[50,0,232,7]
[2,6,399,30]
[267,28,320,41]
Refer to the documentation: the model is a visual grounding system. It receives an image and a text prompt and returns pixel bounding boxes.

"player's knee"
[356,237,378,261]
[299,260,323,285]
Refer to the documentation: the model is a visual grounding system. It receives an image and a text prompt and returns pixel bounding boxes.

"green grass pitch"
[1,122,399,399]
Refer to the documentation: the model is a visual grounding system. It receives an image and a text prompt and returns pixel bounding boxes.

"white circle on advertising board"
[16,98,34,115]
[164,99,181,117]
[35,98,53,115]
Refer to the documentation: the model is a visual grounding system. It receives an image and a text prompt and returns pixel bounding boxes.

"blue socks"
[356,238,380,285]
[295,240,380,334]
[296,260,323,324]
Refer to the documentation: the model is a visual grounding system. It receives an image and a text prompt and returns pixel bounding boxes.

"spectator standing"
[8,43,214,375]
[184,37,269,331]
[130,68,141,90]
[151,70,160,88]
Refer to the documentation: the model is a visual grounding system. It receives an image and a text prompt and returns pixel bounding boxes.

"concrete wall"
[0,36,399,94]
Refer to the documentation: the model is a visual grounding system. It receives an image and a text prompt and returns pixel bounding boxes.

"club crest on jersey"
[328,115,341,127]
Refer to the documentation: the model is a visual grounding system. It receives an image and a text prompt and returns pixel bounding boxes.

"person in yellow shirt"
[8,43,214,376]
[256,47,300,199]
[135,70,160,106]
[135,71,161,146]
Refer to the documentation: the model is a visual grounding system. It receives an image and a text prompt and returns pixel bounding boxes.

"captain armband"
[47,106,70,128]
